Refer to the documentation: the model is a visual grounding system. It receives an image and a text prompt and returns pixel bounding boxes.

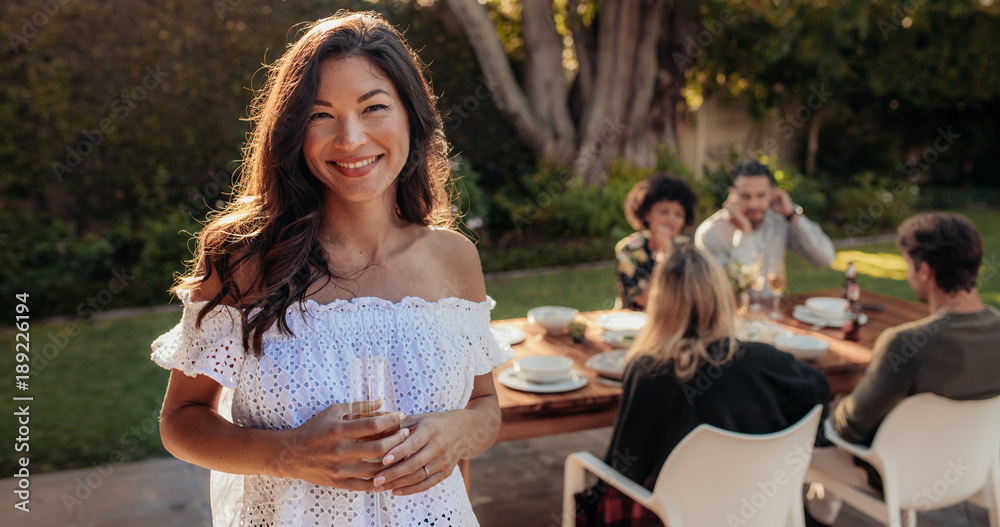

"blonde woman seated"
[577,244,830,526]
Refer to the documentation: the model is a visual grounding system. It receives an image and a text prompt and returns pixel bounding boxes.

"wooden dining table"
[489,288,928,443]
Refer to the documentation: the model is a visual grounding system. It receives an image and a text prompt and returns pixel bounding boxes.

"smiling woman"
[303,57,411,208]
[151,11,510,527]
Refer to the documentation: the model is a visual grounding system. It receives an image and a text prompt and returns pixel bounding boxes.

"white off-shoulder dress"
[151,290,513,527]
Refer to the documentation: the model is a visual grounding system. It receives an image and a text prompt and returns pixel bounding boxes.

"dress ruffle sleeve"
[469,297,515,375]
[150,290,246,389]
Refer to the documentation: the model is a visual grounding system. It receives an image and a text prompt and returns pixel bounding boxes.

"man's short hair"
[897,212,983,293]
[730,161,775,185]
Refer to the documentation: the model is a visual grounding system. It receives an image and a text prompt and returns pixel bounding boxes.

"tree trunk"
[521,0,576,162]
[444,0,549,153]
[446,0,701,184]
[566,0,594,115]
[805,109,825,174]
[656,0,702,154]
[574,0,642,184]
[623,0,666,168]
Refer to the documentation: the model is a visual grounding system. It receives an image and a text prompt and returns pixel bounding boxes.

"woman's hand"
[371,409,475,496]
[647,224,676,256]
[277,402,409,490]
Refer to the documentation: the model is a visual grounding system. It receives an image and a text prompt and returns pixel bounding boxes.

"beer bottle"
[842,282,861,342]
[841,261,857,300]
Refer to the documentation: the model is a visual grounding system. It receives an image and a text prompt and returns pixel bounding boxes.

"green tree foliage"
[0,0,527,315]
[697,0,1000,186]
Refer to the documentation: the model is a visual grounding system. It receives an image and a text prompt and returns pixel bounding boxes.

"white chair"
[806,393,1000,527]
[562,404,823,527]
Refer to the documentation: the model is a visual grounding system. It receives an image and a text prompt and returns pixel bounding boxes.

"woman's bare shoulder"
[419,227,486,302]
[423,227,478,256]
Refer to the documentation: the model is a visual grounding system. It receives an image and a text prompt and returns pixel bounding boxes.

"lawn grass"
[0,311,180,474]
[486,267,619,320]
[3,208,996,475]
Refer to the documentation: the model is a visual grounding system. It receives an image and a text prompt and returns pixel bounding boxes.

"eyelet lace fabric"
[151,290,513,527]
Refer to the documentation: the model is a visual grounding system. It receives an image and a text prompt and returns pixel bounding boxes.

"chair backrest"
[866,393,1000,510]
[650,404,823,526]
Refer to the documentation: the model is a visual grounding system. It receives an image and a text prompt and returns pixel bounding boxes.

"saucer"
[585,350,627,380]
[492,325,526,345]
[600,332,635,349]
[774,334,829,360]
[497,367,588,393]
[793,305,869,328]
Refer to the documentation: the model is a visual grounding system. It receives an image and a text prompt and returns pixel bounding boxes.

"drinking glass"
[767,259,787,320]
[348,355,399,459]
[348,355,397,527]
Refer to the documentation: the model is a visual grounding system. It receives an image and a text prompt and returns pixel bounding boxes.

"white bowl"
[527,306,579,335]
[513,356,574,384]
[805,297,849,320]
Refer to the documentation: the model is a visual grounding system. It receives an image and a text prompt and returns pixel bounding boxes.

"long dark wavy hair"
[173,12,453,357]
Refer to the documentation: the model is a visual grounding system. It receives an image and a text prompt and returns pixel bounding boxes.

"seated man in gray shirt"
[806,212,1000,526]
[695,162,835,271]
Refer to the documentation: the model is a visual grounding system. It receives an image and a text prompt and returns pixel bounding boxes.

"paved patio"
[2,427,990,526]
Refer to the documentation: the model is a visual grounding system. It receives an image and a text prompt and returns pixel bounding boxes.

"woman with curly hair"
[615,173,698,310]
[152,12,510,526]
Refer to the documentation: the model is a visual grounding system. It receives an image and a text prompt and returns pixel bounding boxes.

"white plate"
[600,332,635,349]
[491,325,525,345]
[793,305,868,328]
[774,334,830,360]
[497,367,589,393]
[585,350,627,380]
[596,312,648,332]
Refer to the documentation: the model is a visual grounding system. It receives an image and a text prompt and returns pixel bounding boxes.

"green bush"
[915,186,1000,211]
[546,160,650,239]
[830,171,916,241]
[489,149,721,242]
[0,211,118,318]
[130,212,203,305]
[479,238,616,274]
[0,209,198,318]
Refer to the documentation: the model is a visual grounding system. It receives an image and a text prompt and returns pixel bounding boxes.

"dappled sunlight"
[832,251,908,281]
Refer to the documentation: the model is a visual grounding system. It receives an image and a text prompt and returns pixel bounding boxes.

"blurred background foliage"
[1,0,998,317]
[698,0,1000,189]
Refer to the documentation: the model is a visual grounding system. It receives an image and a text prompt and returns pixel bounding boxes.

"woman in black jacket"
[580,243,830,526]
